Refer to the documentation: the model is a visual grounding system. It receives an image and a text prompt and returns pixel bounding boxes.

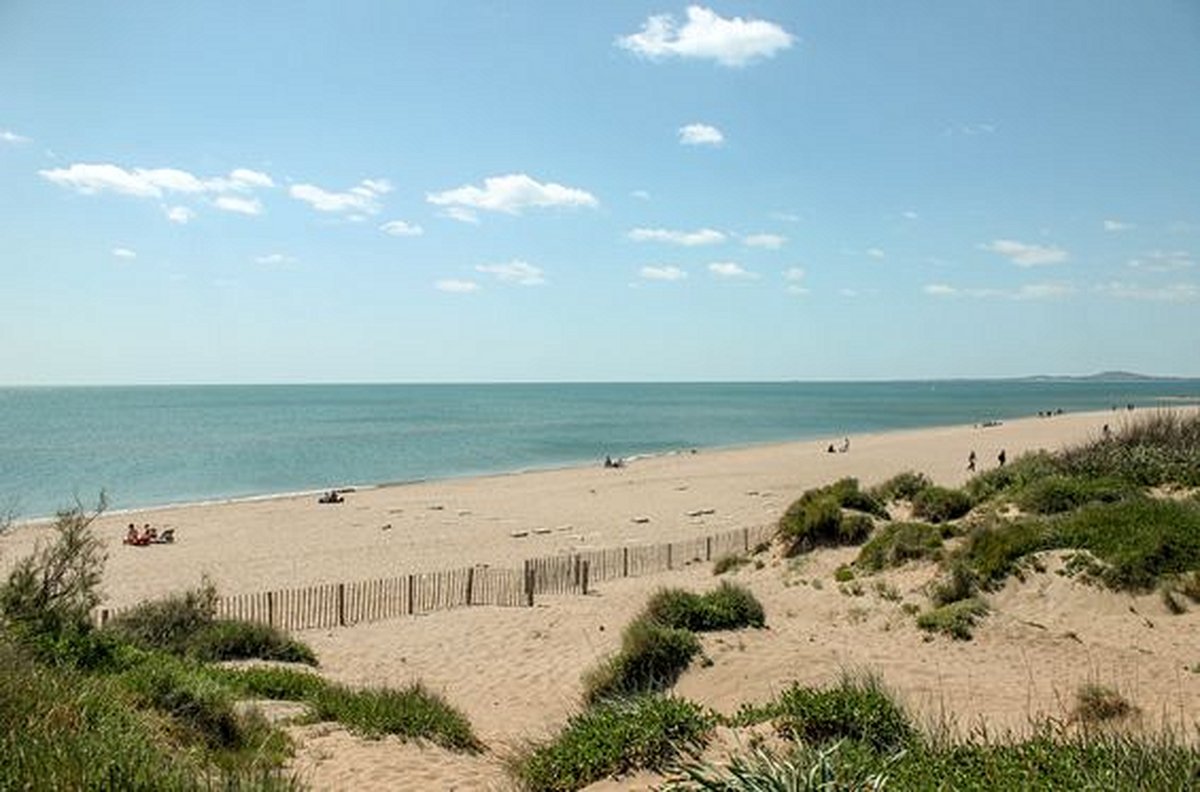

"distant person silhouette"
[997,449,1007,467]
[967,450,976,472]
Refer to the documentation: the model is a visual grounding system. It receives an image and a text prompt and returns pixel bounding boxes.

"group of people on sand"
[966,449,1005,472]
[603,455,625,469]
[826,437,850,454]
[123,523,174,546]
[317,490,345,504]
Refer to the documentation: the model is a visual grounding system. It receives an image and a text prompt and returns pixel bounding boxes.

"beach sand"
[3,407,1197,789]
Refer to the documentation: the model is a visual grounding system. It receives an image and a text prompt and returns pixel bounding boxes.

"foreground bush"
[737,674,914,754]
[778,482,875,556]
[309,682,482,751]
[1016,474,1131,514]
[911,486,972,524]
[869,470,933,503]
[583,618,701,704]
[513,695,711,792]
[643,583,765,632]
[856,522,944,571]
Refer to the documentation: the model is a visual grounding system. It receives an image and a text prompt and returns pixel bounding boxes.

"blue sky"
[2,1,1198,384]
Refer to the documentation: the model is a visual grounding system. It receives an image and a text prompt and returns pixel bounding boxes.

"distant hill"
[1020,371,1183,382]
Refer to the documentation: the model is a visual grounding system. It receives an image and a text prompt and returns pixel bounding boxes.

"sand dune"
[3,407,1197,790]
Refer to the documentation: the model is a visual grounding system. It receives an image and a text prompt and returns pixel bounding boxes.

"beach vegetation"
[826,478,889,519]
[916,597,989,640]
[834,564,855,582]
[306,681,481,750]
[910,485,972,523]
[855,522,944,572]
[642,583,766,632]
[869,470,933,503]
[712,553,748,575]
[1015,474,1132,514]
[664,742,891,791]
[583,618,701,704]
[511,694,711,792]
[1072,683,1136,725]
[777,480,885,556]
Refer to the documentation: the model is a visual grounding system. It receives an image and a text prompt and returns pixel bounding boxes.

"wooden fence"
[97,523,776,632]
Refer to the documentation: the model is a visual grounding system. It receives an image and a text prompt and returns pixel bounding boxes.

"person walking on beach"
[997,449,1007,467]
[967,450,976,472]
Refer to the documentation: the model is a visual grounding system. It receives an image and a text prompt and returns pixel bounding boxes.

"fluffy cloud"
[227,168,274,189]
[628,227,726,246]
[1127,250,1193,272]
[164,205,195,224]
[380,220,425,237]
[866,247,886,259]
[435,279,480,293]
[475,260,545,285]
[427,173,597,219]
[639,265,687,281]
[783,267,808,294]
[1096,281,1197,302]
[213,195,262,215]
[111,247,136,259]
[679,123,724,146]
[254,253,296,265]
[743,233,786,249]
[631,189,651,201]
[1,129,30,144]
[981,239,1069,267]
[439,206,481,224]
[289,179,391,214]
[1103,219,1133,232]
[618,5,794,67]
[709,261,756,279]
[923,282,1074,300]
[40,163,274,199]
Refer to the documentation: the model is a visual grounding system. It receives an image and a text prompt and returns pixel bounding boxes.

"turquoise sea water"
[2,380,1198,520]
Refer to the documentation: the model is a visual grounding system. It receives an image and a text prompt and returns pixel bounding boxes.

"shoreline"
[13,404,1184,527]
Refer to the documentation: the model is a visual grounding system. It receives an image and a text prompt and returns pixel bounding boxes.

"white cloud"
[981,239,1069,267]
[228,168,274,189]
[924,282,1074,300]
[1096,281,1198,302]
[709,261,756,279]
[164,205,195,224]
[640,265,688,281]
[289,179,390,214]
[475,260,545,285]
[41,163,198,197]
[618,5,794,67]
[380,219,425,237]
[254,253,296,265]
[631,189,651,201]
[1,129,30,144]
[427,173,597,216]
[783,267,807,294]
[1103,219,1133,232]
[770,211,801,223]
[111,247,136,259]
[435,279,480,293]
[213,195,262,215]
[902,210,919,220]
[628,227,726,246]
[866,247,886,259]
[945,123,996,136]
[679,123,724,146]
[1127,250,1193,272]
[743,233,786,250]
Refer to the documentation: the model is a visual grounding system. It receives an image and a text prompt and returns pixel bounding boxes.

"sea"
[2,380,1198,520]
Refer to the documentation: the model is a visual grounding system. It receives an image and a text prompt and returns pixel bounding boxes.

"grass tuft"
[916,598,989,640]
[1072,684,1136,725]
[856,522,944,572]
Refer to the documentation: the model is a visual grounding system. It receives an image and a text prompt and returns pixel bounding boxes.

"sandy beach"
[3,407,1197,789]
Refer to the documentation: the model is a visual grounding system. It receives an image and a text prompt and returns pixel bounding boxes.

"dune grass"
[643,583,765,632]
[777,479,880,556]
[583,618,701,704]
[855,521,945,572]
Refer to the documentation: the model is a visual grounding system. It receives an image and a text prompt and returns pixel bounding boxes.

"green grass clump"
[1059,411,1200,487]
[964,451,1061,504]
[737,674,914,754]
[958,519,1052,588]
[856,522,944,572]
[712,554,748,575]
[1016,474,1132,514]
[105,583,317,666]
[665,742,889,791]
[308,682,481,751]
[911,486,972,524]
[642,583,765,632]
[916,598,989,640]
[777,480,882,555]
[122,658,255,750]
[513,695,711,792]
[583,618,701,704]
[870,470,933,503]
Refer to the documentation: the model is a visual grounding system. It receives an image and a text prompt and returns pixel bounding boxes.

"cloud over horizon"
[628,227,725,246]
[427,174,597,222]
[679,123,724,146]
[981,239,1069,267]
[475,260,545,285]
[618,5,794,67]
[290,179,391,214]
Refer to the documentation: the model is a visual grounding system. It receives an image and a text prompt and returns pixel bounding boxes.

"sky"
[2,1,1198,384]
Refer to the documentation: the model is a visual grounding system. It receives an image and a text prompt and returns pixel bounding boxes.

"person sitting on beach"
[141,524,157,543]
[604,455,614,468]
[839,437,850,453]
[827,443,836,454]
[124,523,140,545]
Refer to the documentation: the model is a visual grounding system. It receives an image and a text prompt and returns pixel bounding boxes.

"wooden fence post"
[581,560,589,595]
[667,543,673,570]
[623,546,629,577]
[524,560,535,607]
[743,527,750,553]
[466,566,475,606]
[267,591,275,628]
[337,583,346,627]
[705,536,712,561]
[407,574,415,615]
[100,608,109,627]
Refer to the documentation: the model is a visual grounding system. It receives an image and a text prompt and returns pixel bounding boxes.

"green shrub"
[834,565,856,582]
[917,598,989,640]
[778,481,884,555]
[870,470,933,502]
[308,682,481,751]
[513,695,711,792]
[1072,684,1136,725]
[738,674,914,754]
[964,452,1061,504]
[1016,475,1131,514]
[105,581,219,655]
[911,486,972,523]
[840,513,875,544]
[828,478,889,519]
[666,742,890,791]
[856,522,944,572]
[1,502,106,641]
[1058,411,1200,487]
[643,584,765,632]
[211,665,327,702]
[122,659,246,749]
[712,554,748,575]
[929,561,980,607]
[583,618,701,704]
[187,620,317,665]
[959,520,1052,588]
